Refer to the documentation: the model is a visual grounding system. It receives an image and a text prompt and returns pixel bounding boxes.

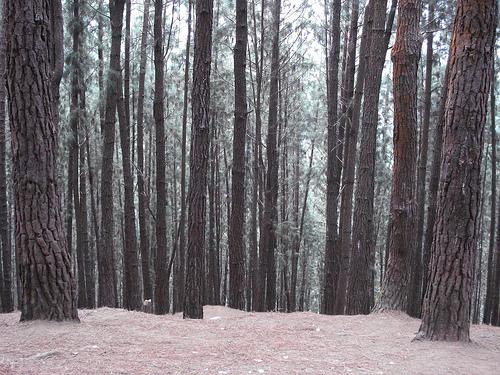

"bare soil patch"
[0,306,499,374]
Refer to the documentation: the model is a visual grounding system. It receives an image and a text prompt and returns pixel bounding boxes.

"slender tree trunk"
[0,1,13,313]
[153,0,169,315]
[376,0,421,312]
[174,0,192,314]
[334,0,359,315]
[262,0,281,312]
[99,0,125,308]
[348,0,389,314]
[344,0,373,315]
[118,0,142,309]
[184,0,214,319]
[408,0,433,318]
[137,0,152,302]
[6,0,79,321]
[321,0,342,316]
[228,0,248,310]
[417,0,497,341]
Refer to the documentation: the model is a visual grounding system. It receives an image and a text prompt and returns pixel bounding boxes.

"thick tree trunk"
[153,0,169,315]
[6,0,79,321]
[136,0,152,302]
[99,0,125,308]
[321,0,341,316]
[348,0,389,314]
[228,0,248,310]
[417,0,497,341]
[184,0,214,319]
[0,2,13,313]
[408,0,434,318]
[376,0,420,312]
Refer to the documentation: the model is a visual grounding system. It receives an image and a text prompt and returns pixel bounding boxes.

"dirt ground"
[0,306,499,374]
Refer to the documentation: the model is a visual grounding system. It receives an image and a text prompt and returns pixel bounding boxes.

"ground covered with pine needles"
[0,305,499,374]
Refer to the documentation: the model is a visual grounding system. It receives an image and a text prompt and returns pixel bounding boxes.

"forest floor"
[0,306,499,375]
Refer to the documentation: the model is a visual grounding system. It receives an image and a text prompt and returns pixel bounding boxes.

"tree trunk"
[98,0,125,308]
[0,0,13,313]
[153,0,169,315]
[348,0,389,314]
[184,0,214,319]
[417,0,497,341]
[321,0,341,316]
[118,0,142,309]
[376,0,420,312]
[174,0,192,314]
[408,0,434,318]
[6,0,79,321]
[228,0,248,310]
[344,0,373,315]
[261,0,281,312]
[136,0,152,302]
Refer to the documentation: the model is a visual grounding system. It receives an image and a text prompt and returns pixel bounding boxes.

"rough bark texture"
[136,0,152,302]
[228,0,248,310]
[6,0,79,321]
[376,0,420,312]
[417,0,497,341]
[348,0,388,314]
[261,0,281,312]
[184,0,214,319]
[321,0,341,316]
[0,0,13,313]
[153,0,169,315]
[408,0,434,318]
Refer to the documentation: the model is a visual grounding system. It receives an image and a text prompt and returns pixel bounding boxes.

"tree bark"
[228,0,248,310]
[408,0,434,318]
[184,0,214,319]
[348,0,389,314]
[376,0,420,312]
[99,0,125,308]
[321,0,341,315]
[417,0,497,341]
[153,0,169,315]
[6,0,79,321]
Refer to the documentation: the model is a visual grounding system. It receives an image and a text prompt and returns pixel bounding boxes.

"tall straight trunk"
[79,87,93,308]
[99,0,125,308]
[376,0,421,312]
[417,0,497,341]
[6,0,79,321]
[290,128,301,311]
[484,59,497,324]
[153,0,169,315]
[184,0,214,319]
[262,0,281,312]
[228,0,248,310]
[251,0,266,312]
[491,59,500,326]
[118,0,142,310]
[70,0,87,309]
[0,1,13,313]
[321,0,341,316]
[334,0,359,315]
[97,0,105,133]
[174,0,192,314]
[408,0,433,318]
[137,0,152,302]
[348,0,389,314]
[422,61,450,298]
[344,0,373,315]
